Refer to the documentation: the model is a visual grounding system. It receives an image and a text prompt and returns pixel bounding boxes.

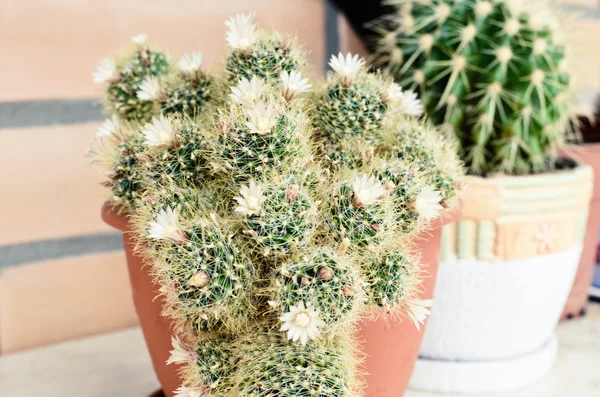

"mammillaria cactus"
[374,0,571,175]
[90,13,463,396]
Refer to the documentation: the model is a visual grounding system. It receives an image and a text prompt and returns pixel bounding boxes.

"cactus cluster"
[90,13,464,396]
[374,0,572,175]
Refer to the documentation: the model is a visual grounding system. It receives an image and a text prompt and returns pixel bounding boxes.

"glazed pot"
[409,164,593,394]
[102,204,182,397]
[560,140,600,318]
[357,204,462,397]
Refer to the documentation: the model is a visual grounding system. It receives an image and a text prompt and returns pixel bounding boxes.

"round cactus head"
[93,34,169,122]
[224,13,307,83]
[376,0,571,175]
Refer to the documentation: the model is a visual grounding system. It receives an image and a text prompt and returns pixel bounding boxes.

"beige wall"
[0,0,326,354]
[0,0,326,101]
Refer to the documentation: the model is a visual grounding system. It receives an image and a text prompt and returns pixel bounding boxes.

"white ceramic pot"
[409,164,594,394]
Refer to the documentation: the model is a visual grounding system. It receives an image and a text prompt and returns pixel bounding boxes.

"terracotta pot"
[103,202,461,397]
[356,204,463,397]
[409,164,593,394]
[560,143,600,319]
[102,204,182,397]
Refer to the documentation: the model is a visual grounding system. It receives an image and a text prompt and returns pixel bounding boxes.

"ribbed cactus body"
[226,39,300,83]
[215,103,311,182]
[364,250,412,309]
[107,49,169,122]
[314,72,390,143]
[378,0,570,175]
[272,251,360,326]
[372,159,421,234]
[109,133,147,210]
[328,181,388,246]
[244,179,315,258]
[193,336,235,393]
[229,331,358,397]
[159,121,211,186]
[161,74,213,116]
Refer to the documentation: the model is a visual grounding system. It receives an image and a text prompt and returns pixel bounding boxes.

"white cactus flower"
[166,336,194,365]
[136,76,161,101]
[234,180,266,216]
[229,76,266,104]
[92,58,119,84]
[142,114,176,147]
[281,70,312,99]
[385,83,404,103]
[177,52,203,76]
[279,301,325,346]
[405,298,434,331]
[96,115,120,138]
[132,33,147,46]
[225,13,258,50]
[173,386,205,397]
[414,186,443,221]
[399,90,424,116]
[352,175,386,207]
[328,52,365,83]
[246,103,277,135]
[148,207,187,242]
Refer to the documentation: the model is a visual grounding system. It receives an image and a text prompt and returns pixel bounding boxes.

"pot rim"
[101,202,129,232]
[465,161,592,185]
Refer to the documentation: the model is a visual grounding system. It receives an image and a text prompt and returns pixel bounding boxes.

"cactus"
[374,0,571,175]
[160,53,213,117]
[133,190,257,334]
[90,14,466,397]
[87,116,149,212]
[363,249,413,309]
[270,250,361,327]
[94,34,169,123]
[224,14,305,83]
[227,330,361,397]
[326,173,393,246]
[212,89,312,182]
[313,52,423,145]
[239,176,316,258]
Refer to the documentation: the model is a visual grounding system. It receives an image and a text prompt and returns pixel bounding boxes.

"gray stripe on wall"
[0,98,105,129]
[0,232,124,269]
[325,0,340,71]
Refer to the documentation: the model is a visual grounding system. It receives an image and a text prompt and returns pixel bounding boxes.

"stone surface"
[0,303,598,396]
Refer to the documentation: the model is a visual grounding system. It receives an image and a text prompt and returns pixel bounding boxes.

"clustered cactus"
[373,0,572,175]
[90,13,463,397]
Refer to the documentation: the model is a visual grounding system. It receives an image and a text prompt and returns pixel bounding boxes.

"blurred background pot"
[102,204,181,397]
[357,205,461,397]
[561,107,600,318]
[409,164,593,394]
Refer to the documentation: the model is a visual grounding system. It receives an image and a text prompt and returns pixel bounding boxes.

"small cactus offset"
[374,0,572,175]
[160,52,213,117]
[90,13,464,396]
[224,14,305,83]
[87,116,148,212]
[93,34,169,123]
[239,176,317,259]
[269,250,362,328]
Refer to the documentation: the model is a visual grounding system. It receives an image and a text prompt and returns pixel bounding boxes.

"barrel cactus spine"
[375,0,572,175]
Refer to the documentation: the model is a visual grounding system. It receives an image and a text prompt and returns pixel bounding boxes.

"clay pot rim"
[464,160,592,184]
[101,202,129,232]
